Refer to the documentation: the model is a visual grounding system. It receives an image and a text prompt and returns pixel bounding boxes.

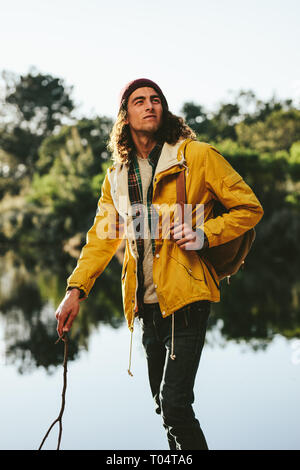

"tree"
[180,102,211,137]
[0,67,76,179]
[24,119,113,244]
[236,109,300,152]
[181,89,298,144]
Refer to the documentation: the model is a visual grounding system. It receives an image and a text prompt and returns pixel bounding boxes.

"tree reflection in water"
[0,246,123,374]
[0,231,299,374]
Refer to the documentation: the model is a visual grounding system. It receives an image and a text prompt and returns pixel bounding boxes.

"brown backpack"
[176,152,256,284]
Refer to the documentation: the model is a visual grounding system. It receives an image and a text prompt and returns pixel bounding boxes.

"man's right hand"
[55,288,83,339]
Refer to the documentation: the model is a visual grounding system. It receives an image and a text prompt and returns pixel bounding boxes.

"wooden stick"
[38,333,69,450]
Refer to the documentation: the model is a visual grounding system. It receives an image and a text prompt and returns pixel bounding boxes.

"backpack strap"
[176,139,192,208]
[176,169,186,209]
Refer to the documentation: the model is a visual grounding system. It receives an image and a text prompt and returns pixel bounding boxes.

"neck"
[131,131,157,159]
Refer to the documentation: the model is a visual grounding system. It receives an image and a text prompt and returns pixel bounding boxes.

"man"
[55,78,264,450]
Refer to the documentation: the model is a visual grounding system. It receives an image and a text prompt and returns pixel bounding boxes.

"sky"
[0,0,300,120]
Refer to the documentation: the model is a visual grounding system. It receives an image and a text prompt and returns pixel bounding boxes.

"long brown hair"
[107,102,197,164]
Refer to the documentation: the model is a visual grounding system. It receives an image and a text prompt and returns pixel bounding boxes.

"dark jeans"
[138,300,210,450]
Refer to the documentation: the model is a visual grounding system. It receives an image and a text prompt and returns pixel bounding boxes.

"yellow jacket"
[67,138,264,332]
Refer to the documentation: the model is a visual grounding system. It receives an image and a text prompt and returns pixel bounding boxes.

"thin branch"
[38,332,69,450]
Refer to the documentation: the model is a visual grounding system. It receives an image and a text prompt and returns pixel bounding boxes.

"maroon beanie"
[118,78,168,112]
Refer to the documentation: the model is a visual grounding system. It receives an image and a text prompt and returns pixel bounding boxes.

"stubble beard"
[135,117,163,139]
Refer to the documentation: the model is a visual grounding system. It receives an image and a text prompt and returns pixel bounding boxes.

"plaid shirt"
[128,142,163,311]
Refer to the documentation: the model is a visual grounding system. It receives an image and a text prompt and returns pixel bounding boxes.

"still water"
[0,248,299,450]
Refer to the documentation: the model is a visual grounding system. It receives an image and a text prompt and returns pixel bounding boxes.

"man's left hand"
[170,222,208,251]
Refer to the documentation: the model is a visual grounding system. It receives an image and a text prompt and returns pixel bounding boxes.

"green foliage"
[289,141,300,163]
[25,123,112,242]
[0,68,76,184]
[181,89,298,145]
[1,68,300,259]
[36,116,112,175]
[236,109,300,152]
[3,67,74,133]
[1,70,300,356]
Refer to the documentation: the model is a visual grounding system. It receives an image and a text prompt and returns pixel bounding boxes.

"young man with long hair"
[56,78,264,450]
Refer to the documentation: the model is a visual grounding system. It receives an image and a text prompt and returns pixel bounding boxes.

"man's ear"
[124,110,130,125]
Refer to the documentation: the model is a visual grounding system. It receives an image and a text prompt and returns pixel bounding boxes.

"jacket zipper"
[199,258,208,286]
[201,257,220,290]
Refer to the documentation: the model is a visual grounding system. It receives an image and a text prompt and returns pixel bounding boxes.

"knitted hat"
[118,78,168,112]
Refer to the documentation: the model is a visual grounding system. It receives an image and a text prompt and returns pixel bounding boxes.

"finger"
[63,306,79,333]
[170,223,179,233]
[171,230,183,240]
[171,225,185,239]
[176,231,195,244]
[57,311,70,338]
[176,235,194,247]
[63,316,74,333]
[181,237,202,251]
[172,222,190,229]
[57,320,64,338]
[55,305,61,320]
[178,241,196,251]
[172,223,194,237]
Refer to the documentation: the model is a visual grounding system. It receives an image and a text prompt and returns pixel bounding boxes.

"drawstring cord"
[127,316,135,376]
[128,327,134,376]
[170,313,176,360]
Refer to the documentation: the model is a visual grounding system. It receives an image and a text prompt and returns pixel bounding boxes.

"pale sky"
[1,0,299,120]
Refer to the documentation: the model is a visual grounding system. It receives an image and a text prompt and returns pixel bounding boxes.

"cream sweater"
[137,156,158,304]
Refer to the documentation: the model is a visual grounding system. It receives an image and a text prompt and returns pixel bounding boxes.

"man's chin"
[141,122,161,134]
[131,121,162,136]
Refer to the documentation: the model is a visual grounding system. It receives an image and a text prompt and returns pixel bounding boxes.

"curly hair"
[107,102,197,164]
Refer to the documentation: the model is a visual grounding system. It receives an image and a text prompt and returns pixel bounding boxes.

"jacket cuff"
[67,286,85,299]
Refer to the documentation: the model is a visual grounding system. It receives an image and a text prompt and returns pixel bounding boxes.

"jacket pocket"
[223,172,243,188]
[168,252,207,284]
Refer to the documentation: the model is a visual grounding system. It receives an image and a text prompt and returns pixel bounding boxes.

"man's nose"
[145,99,154,111]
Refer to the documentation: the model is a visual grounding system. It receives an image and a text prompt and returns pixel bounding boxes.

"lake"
[0,248,299,450]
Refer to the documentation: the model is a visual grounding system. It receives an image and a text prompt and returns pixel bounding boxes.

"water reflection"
[0,242,299,375]
[0,246,123,374]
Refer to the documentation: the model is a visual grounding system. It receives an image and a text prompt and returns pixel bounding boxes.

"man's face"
[125,87,163,135]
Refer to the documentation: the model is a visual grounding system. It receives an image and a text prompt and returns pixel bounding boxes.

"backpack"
[201,200,256,283]
[176,144,256,284]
